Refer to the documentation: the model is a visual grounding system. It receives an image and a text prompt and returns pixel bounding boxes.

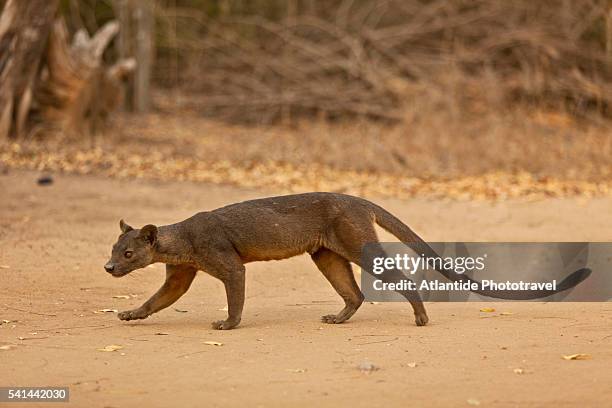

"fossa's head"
[104,220,157,277]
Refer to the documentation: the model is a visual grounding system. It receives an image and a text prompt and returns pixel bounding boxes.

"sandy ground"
[1,170,611,407]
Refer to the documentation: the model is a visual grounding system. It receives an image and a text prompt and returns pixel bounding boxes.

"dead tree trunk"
[116,0,153,113]
[0,0,59,138]
[607,6,612,59]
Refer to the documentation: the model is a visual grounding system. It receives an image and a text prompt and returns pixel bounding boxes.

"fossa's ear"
[139,224,158,245]
[119,219,133,234]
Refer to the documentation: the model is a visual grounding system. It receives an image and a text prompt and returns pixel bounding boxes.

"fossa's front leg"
[118,264,197,321]
[210,267,245,330]
[198,250,246,330]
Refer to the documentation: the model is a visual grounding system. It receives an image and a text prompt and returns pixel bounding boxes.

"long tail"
[366,202,591,300]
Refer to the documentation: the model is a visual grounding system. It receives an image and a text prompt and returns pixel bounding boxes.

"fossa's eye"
[124,251,133,259]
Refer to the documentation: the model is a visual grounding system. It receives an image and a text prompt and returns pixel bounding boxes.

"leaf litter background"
[1,104,611,202]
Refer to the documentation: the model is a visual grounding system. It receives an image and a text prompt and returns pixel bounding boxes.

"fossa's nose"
[104,263,115,273]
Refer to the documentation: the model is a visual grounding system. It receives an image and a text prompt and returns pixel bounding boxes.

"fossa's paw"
[415,313,429,326]
[118,309,148,321]
[211,319,239,330]
[321,314,343,324]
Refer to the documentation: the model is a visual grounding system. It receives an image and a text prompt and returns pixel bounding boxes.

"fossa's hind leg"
[311,248,364,324]
[325,211,429,326]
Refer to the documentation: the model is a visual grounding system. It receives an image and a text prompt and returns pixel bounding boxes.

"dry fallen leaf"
[0,345,15,350]
[204,341,223,346]
[358,361,379,373]
[97,345,123,352]
[407,362,417,368]
[480,307,495,313]
[174,308,188,313]
[0,265,10,269]
[112,295,131,299]
[94,309,118,314]
[286,368,306,373]
[513,368,524,374]
[155,332,169,336]
[467,399,481,406]
[217,306,228,311]
[500,312,514,316]
[562,354,591,360]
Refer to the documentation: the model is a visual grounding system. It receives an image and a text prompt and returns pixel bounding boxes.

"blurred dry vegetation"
[2,0,612,199]
[156,0,611,123]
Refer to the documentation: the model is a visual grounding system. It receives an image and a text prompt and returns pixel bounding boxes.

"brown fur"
[105,192,430,329]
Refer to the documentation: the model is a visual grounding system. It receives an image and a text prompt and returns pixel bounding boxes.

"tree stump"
[34,19,135,137]
[0,0,136,139]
